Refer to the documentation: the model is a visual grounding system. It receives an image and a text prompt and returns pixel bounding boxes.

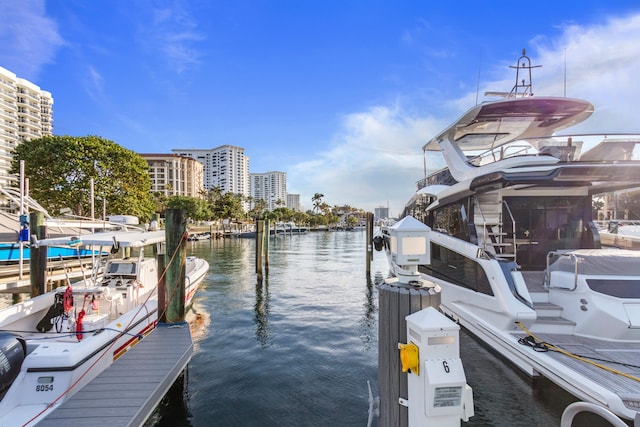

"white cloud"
[531,14,640,134]
[288,104,445,214]
[84,65,105,102]
[140,4,205,74]
[288,11,640,216]
[0,0,64,80]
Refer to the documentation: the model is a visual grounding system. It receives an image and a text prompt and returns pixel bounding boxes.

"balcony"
[16,88,40,103]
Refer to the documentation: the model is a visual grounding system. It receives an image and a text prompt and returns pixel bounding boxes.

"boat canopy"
[423,97,594,152]
[550,249,640,276]
[36,230,166,248]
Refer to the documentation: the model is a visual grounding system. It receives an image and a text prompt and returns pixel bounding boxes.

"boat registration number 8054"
[36,376,54,392]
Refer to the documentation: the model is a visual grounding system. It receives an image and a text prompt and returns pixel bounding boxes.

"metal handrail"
[560,401,631,427]
[502,200,517,262]
[546,251,582,291]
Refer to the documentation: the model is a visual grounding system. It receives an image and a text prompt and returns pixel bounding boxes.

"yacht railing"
[468,143,537,167]
[502,200,517,262]
[546,251,582,291]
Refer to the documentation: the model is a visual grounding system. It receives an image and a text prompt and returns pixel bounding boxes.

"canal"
[149,230,590,427]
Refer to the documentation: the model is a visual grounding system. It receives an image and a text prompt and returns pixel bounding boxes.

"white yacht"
[382,51,640,421]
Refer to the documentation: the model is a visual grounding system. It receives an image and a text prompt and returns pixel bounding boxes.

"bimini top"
[37,230,166,248]
[422,96,594,152]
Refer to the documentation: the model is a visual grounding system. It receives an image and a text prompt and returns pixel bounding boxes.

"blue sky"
[2,1,640,215]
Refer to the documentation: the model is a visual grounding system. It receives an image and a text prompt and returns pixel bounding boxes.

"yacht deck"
[510,331,640,398]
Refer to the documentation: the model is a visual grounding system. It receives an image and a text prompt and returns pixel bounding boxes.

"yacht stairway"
[475,192,516,260]
[520,271,576,335]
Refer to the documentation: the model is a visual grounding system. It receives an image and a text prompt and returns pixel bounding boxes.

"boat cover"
[549,249,640,276]
[36,230,166,248]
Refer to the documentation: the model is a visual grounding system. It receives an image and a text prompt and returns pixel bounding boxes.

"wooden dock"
[38,322,193,427]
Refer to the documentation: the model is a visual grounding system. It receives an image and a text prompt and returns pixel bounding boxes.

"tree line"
[10,135,368,226]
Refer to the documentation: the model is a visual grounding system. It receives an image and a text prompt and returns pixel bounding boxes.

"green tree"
[152,191,169,214]
[212,192,245,221]
[346,215,359,227]
[11,135,155,221]
[166,196,212,221]
[312,193,324,213]
[248,198,268,219]
[292,210,310,226]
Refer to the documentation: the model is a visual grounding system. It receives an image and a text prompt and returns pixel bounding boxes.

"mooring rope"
[515,321,640,383]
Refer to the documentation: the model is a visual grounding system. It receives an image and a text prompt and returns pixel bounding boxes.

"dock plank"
[38,322,193,427]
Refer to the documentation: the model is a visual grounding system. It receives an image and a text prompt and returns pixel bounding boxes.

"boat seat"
[102,287,123,316]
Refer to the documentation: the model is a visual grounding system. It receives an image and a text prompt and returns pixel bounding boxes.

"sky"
[2,1,640,215]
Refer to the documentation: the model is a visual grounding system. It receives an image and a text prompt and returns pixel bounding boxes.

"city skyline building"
[249,171,287,211]
[374,206,390,221]
[286,193,301,211]
[141,153,204,198]
[0,66,53,188]
[172,145,250,209]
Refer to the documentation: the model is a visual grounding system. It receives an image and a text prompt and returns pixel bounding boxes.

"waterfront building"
[286,193,301,211]
[0,66,53,187]
[172,145,250,210]
[141,153,204,198]
[249,171,287,211]
[374,206,390,221]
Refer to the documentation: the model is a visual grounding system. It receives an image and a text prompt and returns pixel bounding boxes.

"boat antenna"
[563,48,567,97]
[509,48,541,98]
[484,48,541,99]
[475,54,482,105]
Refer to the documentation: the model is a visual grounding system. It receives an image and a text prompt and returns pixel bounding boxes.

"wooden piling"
[165,209,187,322]
[256,220,264,273]
[264,219,270,272]
[366,212,373,277]
[29,212,46,297]
[378,282,441,427]
[256,220,264,282]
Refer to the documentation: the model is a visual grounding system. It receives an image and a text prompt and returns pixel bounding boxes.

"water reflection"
[254,275,271,348]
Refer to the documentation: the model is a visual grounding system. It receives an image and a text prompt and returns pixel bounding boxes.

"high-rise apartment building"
[141,153,204,198]
[286,193,301,211]
[374,206,390,221]
[172,145,250,208]
[0,66,53,187]
[249,171,287,211]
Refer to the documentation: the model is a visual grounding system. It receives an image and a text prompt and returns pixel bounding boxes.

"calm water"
[147,230,600,427]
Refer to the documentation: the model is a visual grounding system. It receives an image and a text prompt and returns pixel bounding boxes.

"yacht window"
[432,202,471,242]
[586,279,640,298]
[420,243,493,296]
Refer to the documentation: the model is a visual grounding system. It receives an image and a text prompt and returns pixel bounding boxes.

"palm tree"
[312,193,324,213]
